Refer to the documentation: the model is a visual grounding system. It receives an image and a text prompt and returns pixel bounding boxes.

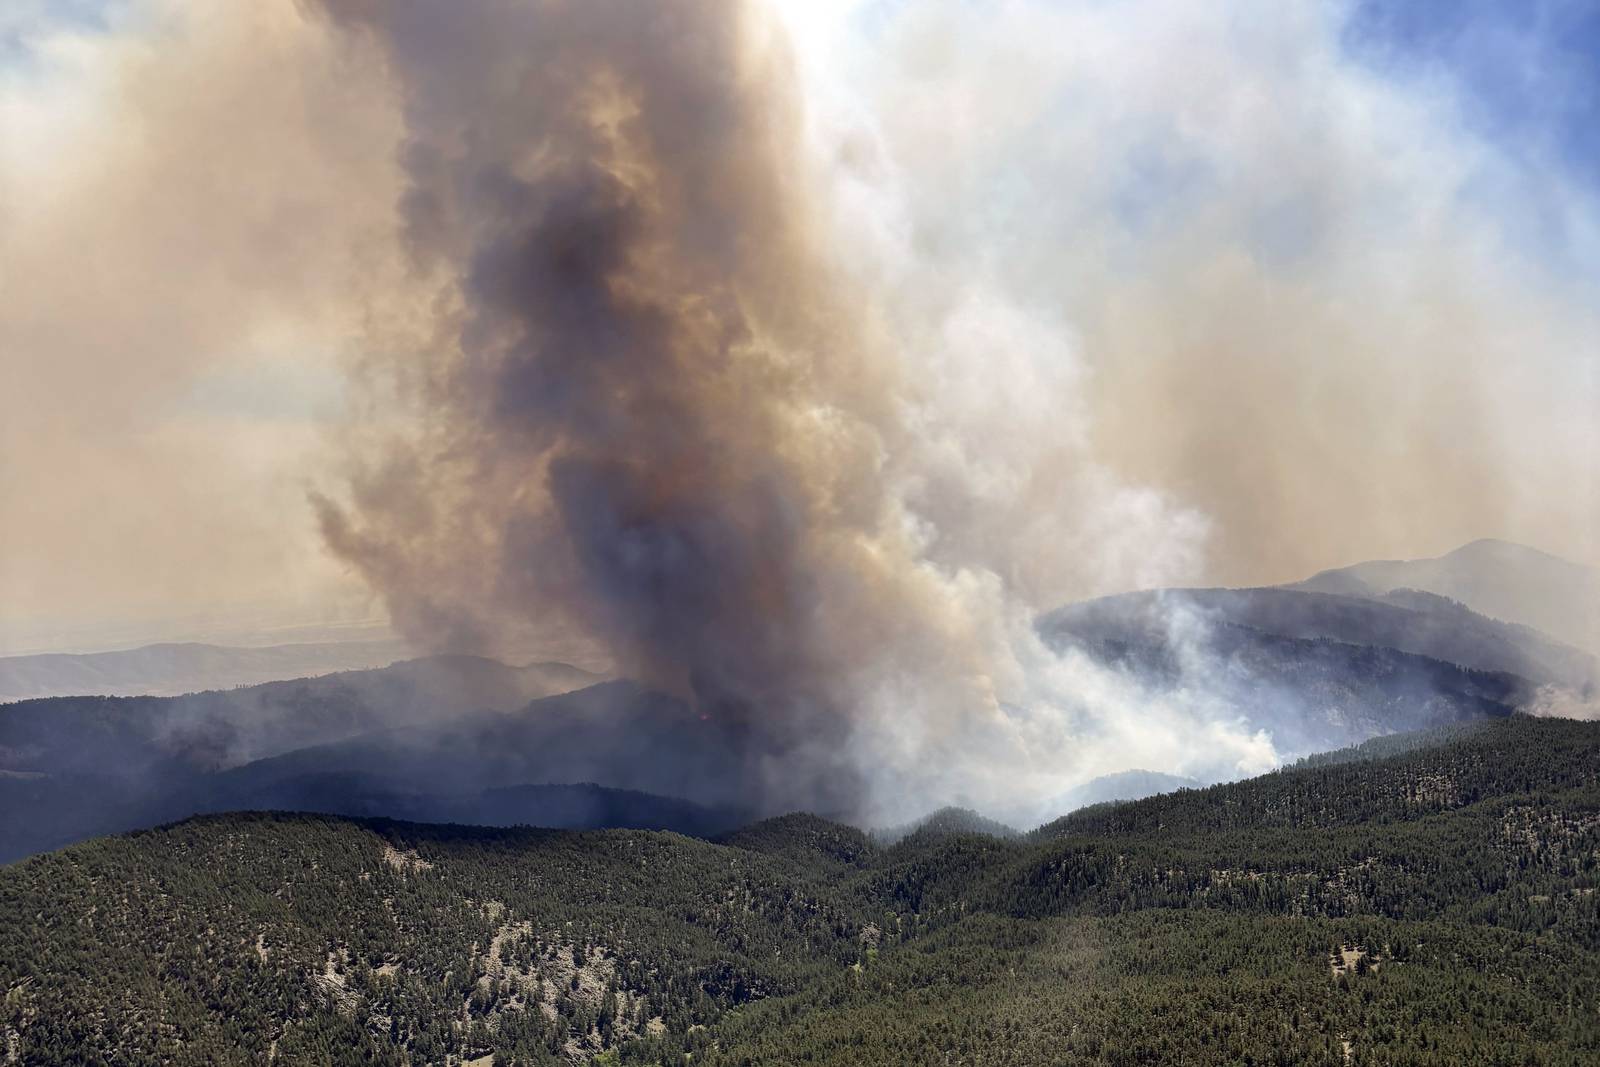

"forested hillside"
[0,657,604,861]
[4,715,1598,1065]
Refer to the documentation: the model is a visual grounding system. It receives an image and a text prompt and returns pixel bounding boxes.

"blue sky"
[0,0,119,63]
[10,0,1595,195]
[1345,0,1600,192]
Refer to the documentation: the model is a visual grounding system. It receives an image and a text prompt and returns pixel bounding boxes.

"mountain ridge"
[1289,538,1600,653]
[0,639,412,702]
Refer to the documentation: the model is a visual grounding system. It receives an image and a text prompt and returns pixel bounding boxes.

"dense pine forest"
[4,715,1598,1066]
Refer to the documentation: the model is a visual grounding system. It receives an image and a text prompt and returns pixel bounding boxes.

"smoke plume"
[313,0,976,814]
[309,0,1600,820]
[308,0,1220,819]
[14,0,1595,821]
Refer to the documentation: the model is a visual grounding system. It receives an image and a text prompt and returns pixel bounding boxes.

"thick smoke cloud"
[308,0,1222,819]
[9,0,1597,822]
[310,0,1600,821]
[310,0,1012,815]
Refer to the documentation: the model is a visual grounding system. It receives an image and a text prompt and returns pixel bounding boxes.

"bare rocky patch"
[1330,944,1380,979]
[381,844,434,874]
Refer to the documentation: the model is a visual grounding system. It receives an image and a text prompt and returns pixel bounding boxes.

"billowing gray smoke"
[313,0,936,815]
[10,0,1596,829]
[312,0,1593,824]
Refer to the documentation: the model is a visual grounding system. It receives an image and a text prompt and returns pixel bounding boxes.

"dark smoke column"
[313,0,920,815]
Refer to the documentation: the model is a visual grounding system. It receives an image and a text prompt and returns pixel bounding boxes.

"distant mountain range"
[0,655,605,861]
[1041,541,1598,760]
[0,653,602,773]
[1289,537,1599,654]
[0,638,412,702]
[1,539,1593,866]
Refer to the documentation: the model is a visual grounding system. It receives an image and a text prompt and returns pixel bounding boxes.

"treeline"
[2,716,1598,1065]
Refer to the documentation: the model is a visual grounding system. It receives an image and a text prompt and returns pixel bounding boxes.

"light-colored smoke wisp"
[820,0,1600,585]
[309,0,1215,821]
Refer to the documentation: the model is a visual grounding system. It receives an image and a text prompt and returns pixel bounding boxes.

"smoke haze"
[0,0,404,652]
[4,0,1597,818]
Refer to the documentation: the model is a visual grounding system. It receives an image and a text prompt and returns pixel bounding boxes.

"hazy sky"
[2,0,1596,656]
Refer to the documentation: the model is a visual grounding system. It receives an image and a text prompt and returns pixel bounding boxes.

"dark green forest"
[4,715,1598,1065]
